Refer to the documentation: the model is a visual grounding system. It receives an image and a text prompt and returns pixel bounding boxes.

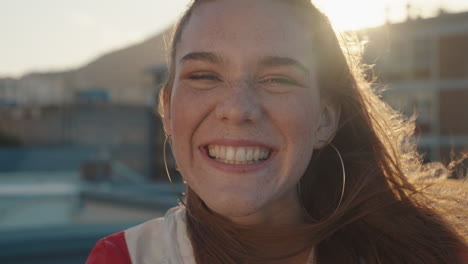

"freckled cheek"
[276,103,319,141]
[279,106,317,179]
[170,93,201,158]
[171,89,205,127]
[171,88,219,160]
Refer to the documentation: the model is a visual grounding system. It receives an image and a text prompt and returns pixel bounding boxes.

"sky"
[2,0,468,78]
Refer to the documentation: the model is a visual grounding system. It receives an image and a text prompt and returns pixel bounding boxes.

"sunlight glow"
[313,0,389,31]
[2,0,468,76]
[314,0,468,31]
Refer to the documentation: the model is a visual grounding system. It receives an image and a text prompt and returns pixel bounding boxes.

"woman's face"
[164,0,338,224]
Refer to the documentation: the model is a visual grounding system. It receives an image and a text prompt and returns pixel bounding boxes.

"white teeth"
[253,148,260,161]
[226,147,235,161]
[207,145,271,164]
[209,145,215,158]
[235,147,246,162]
[217,145,224,159]
[246,148,253,161]
[215,145,220,158]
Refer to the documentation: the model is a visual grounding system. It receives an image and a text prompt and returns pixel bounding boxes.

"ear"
[314,100,341,149]
[161,87,172,136]
[162,109,172,136]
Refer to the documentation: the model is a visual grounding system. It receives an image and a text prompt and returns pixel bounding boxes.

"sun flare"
[313,0,389,31]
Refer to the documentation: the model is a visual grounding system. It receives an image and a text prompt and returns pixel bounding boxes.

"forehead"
[177,0,316,66]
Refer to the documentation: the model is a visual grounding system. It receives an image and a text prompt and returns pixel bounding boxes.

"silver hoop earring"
[329,143,346,217]
[297,143,346,219]
[163,135,187,207]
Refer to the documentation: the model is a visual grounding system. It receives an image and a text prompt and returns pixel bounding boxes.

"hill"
[72,28,170,92]
[12,27,172,106]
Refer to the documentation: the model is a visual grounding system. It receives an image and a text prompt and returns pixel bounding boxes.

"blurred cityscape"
[0,8,467,264]
[361,10,468,166]
[0,29,181,263]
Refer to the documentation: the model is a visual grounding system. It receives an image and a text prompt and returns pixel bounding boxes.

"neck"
[226,189,306,227]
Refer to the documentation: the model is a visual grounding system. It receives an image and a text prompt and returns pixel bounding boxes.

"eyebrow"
[179,52,223,65]
[179,52,310,73]
[259,56,310,73]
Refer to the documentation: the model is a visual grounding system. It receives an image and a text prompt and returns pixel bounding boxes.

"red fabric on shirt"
[85,225,468,264]
[86,231,131,264]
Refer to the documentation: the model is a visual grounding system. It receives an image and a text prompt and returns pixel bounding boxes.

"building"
[361,11,468,164]
[0,78,19,106]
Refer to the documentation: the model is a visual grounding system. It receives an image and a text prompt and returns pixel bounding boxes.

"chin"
[204,197,264,219]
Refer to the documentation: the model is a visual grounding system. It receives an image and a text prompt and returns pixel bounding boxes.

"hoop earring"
[298,143,346,218]
[329,143,346,217]
[163,135,187,207]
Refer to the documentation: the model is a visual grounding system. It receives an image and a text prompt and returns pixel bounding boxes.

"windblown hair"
[159,0,467,263]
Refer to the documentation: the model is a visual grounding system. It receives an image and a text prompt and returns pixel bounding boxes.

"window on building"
[383,90,434,135]
[439,89,468,135]
[414,92,434,134]
[412,37,432,80]
[439,34,468,79]
[381,40,412,81]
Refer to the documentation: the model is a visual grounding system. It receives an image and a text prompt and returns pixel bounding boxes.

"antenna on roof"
[436,0,447,16]
[385,5,391,24]
[406,0,422,21]
[405,1,410,20]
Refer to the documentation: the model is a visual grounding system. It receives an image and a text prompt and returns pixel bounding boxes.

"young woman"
[86,0,467,263]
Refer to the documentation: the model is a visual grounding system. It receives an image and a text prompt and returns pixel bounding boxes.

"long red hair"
[159,0,467,263]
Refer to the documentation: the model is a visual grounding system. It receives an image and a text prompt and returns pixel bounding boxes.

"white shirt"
[125,206,196,264]
[125,206,315,264]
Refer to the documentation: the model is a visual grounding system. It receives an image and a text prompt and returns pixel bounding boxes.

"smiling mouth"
[206,145,272,164]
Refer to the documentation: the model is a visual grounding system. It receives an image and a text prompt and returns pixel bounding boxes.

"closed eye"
[261,76,297,86]
[188,73,221,81]
[183,72,222,90]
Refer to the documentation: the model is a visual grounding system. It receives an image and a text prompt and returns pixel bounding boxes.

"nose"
[214,80,261,124]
